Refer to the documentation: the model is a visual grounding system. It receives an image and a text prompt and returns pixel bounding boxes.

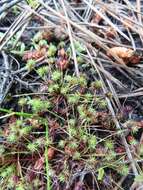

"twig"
[59,0,80,77]
[0,51,12,104]
[82,0,130,41]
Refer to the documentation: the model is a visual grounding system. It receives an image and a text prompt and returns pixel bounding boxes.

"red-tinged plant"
[23,47,47,61]
[34,156,44,170]
[56,57,69,70]
[127,135,135,144]
[115,147,125,154]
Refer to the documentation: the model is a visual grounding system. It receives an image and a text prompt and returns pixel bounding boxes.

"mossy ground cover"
[0,1,143,189]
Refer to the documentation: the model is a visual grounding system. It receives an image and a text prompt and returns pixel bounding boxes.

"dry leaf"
[48,147,55,160]
[107,47,134,59]
[107,47,141,64]
[58,48,66,57]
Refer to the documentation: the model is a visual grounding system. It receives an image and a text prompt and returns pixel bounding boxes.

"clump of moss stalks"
[1,0,143,189]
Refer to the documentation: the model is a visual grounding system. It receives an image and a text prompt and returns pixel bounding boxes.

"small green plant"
[105,140,114,149]
[77,105,87,119]
[48,57,56,64]
[88,135,97,150]
[60,86,69,95]
[1,165,15,178]
[58,140,66,148]
[47,44,57,57]
[16,183,25,190]
[39,39,48,47]
[68,126,77,137]
[26,0,39,8]
[33,32,42,42]
[68,119,76,127]
[94,80,102,89]
[81,134,88,143]
[106,150,116,161]
[26,59,36,71]
[98,99,107,109]
[97,168,105,181]
[11,41,26,55]
[68,93,80,105]
[7,133,18,143]
[69,141,78,149]
[19,126,32,136]
[48,84,59,93]
[118,165,129,176]
[51,70,62,81]
[78,75,87,87]
[12,5,20,15]
[74,41,85,53]
[28,98,51,113]
[18,98,27,107]
[73,151,81,160]
[27,142,38,152]
[37,66,49,78]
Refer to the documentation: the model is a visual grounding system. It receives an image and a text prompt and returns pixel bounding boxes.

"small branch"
[0,51,12,104]
[59,0,80,77]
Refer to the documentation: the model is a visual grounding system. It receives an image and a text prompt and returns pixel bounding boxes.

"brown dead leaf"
[107,47,141,64]
[107,47,134,59]
[58,48,66,57]
[48,147,55,160]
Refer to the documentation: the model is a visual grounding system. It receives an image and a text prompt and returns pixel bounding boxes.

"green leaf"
[97,168,105,181]
[20,43,25,54]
